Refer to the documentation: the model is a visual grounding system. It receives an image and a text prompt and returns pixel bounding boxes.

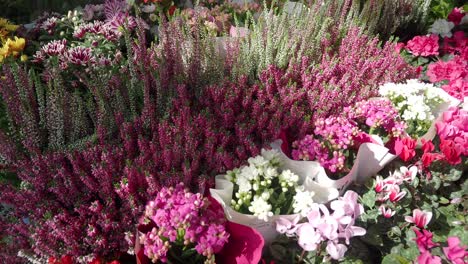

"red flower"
[421,139,435,153]
[168,5,177,16]
[388,137,416,162]
[448,7,465,25]
[440,139,462,165]
[421,152,442,168]
[406,35,439,57]
[216,221,264,264]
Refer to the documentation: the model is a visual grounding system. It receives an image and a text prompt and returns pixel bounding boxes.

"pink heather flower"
[406,35,439,57]
[65,46,93,66]
[229,26,249,38]
[418,251,442,264]
[387,185,407,203]
[413,228,439,253]
[379,205,395,218]
[276,215,301,237]
[448,7,465,25]
[405,209,432,229]
[443,236,468,264]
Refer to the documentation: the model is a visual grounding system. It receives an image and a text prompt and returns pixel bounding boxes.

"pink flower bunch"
[427,56,467,100]
[292,99,406,175]
[139,184,229,263]
[412,229,468,264]
[73,21,122,41]
[65,46,94,66]
[434,107,467,164]
[375,166,417,217]
[405,35,439,57]
[276,191,366,260]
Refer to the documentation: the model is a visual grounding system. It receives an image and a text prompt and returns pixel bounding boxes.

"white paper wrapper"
[210,143,340,244]
[271,138,396,192]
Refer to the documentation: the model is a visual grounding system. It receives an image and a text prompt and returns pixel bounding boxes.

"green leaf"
[381,254,410,264]
[361,190,376,209]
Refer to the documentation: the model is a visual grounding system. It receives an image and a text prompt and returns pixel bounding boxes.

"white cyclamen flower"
[428,19,454,38]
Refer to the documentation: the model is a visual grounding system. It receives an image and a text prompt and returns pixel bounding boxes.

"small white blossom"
[428,19,455,38]
[248,196,274,221]
[293,187,315,216]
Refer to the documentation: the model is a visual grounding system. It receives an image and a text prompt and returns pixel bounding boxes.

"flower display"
[292,98,405,176]
[226,149,313,220]
[379,79,456,137]
[138,184,229,263]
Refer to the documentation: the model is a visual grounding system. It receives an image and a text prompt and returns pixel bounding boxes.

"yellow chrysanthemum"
[0,44,9,58]
[6,37,25,52]
[0,18,19,31]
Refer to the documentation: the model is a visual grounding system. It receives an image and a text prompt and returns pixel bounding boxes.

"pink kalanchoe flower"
[413,228,439,253]
[406,35,439,57]
[442,78,468,101]
[418,251,442,264]
[405,209,432,229]
[379,205,395,218]
[443,236,468,264]
[448,7,465,25]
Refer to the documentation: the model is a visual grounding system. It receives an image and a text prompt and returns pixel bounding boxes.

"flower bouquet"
[210,148,339,243]
[291,98,405,190]
[379,79,460,144]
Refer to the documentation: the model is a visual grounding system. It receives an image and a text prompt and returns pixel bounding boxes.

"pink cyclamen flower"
[388,185,407,203]
[413,228,439,253]
[276,215,301,237]
[443,236,468,264]
[405,209,432,229]
[326,241,348,260]
[297,223,322,251]
[374,176,386,193]
[418,251,442,264]
[398,166,417,183]
[379,205,395,218]
[406,35,439,57]
[330,190,364,218]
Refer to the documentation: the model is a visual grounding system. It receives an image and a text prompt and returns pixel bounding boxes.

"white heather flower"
[428,19,454,38]
[293,187,315,216]
[249,196,273,221]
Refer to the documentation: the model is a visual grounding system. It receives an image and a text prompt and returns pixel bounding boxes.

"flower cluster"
[379,79,455,137]
[276,191,366,260]
[375,166,417,218]
[139,184,229,263]
[0,36,26,63]
[405,35,439,57]
[292,99,406,176]
[227,149,315,220]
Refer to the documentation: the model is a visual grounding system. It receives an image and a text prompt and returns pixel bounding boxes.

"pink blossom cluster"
[427,56,468,100]
[375,166,417,218]
[412,229,468,264]
[405,35,439,57]
[421,106,468,166]
[276,191,366,260]
[73,21,122,41]
[292,99,406,175]
[139,184,229,263]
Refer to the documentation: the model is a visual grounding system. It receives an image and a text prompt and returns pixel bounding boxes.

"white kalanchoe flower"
[428,19,454,38]
[293,186,316,216]
[249,195,274,221]
[279,169,300,191]
[261,148,280,164]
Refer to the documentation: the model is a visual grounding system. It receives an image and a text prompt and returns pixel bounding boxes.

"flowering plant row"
[0,1,466,264]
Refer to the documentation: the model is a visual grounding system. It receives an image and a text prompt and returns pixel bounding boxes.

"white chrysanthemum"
[293,187,315,216]
[248,196,274,221]
[428,19,454,38]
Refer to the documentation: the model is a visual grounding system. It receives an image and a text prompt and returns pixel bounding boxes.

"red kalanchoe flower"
[406,35,439,57]
[443,236,468,264]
